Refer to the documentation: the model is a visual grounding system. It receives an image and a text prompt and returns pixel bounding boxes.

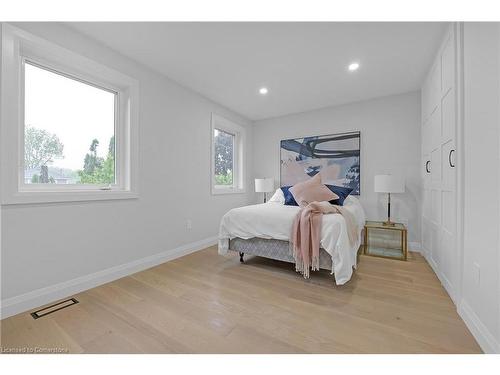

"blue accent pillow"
[280,186,298,206]
[326,185,353,206]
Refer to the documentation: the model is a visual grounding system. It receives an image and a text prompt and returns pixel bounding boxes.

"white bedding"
[218,195,366,284]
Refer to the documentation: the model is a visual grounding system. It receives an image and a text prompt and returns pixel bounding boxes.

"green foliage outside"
[78,136,115,185]
[215,171,233,186]
[24,125,115,185]
[214,129,233,186]
[25,125,64,183]
[25,125,64,169]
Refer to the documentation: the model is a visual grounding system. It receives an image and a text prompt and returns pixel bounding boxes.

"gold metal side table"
[363,221,408,261]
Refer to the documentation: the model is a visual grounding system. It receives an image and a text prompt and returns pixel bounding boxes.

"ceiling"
[67,22,447,121]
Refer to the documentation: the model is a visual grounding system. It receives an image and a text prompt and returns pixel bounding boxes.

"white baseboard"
[424,252,457,304]
[421,251,498,353]
[458,299,500,354]
[0,236,218,320]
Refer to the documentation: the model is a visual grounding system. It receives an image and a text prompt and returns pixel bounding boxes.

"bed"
[218,192,366,284]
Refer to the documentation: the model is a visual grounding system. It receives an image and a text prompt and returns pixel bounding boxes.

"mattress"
[229,237,334,270]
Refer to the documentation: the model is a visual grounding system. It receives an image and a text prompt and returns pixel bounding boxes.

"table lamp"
[255,178,274,203]
[374,174,405,226]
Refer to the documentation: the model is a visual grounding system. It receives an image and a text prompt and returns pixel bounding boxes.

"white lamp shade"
[255,178,274,193]
[374,174,405,193]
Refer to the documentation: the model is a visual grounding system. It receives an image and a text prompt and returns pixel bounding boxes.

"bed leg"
[239,252,244,263]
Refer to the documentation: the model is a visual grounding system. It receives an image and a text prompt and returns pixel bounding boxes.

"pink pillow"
[289,174,339,207]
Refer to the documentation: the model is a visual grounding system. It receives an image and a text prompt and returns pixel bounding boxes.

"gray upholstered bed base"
[229,237,333,271]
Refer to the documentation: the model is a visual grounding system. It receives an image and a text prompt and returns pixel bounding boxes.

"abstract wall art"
[280,131,361,194]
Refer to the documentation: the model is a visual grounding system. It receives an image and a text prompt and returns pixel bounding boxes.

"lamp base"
[383,193,395,226]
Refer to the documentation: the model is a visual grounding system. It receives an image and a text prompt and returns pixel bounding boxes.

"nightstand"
[363,221,408,261]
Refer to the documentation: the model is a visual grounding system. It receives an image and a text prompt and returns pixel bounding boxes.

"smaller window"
[211,114,245,194]
[213,128,235,187]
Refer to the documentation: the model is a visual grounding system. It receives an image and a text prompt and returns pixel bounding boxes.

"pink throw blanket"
[291,201,358,278]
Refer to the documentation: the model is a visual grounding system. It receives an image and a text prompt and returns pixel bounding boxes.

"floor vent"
[30,298,79,319]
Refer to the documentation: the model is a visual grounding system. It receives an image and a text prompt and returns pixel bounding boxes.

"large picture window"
[211,114,245,194]
[24,62,117,186]
[1,24,138,204]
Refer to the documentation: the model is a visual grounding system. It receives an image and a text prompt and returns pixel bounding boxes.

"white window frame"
[1,24,139,204]
[210,113,246,195]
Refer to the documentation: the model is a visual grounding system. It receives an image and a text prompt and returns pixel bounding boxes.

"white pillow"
[268,188,285,204]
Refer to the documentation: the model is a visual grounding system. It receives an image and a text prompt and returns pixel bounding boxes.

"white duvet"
[218,194,366,284]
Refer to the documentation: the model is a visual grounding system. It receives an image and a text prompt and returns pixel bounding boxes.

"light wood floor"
[0,246,481,353]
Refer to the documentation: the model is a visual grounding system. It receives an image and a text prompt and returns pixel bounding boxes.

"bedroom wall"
[460,22,500,353]
[0,22,254,316]
[252,91,422,246]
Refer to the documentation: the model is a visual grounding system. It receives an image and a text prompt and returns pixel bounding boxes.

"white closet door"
[421,73,432,260]
[439,32,457,295]
[428,60,442,269]
[421,25,458,301]
[430,112,442,268]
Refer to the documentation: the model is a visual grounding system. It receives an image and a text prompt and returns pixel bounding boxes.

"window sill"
[1,190,138,205]
[211,188,246,195]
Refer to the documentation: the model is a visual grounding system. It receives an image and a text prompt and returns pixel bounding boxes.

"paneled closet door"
[420,25,458,301]
[427,59,442,269]
[430,105,442,268]
[421,76,432,259]
[422,142,432,256]
[439,32,457,295]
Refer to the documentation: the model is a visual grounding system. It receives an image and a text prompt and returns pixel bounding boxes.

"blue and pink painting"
[280,131,361,195]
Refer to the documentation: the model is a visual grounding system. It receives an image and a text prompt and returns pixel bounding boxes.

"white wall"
[252,92,422,245]
[460,22,500,353]
[0,23,254,315]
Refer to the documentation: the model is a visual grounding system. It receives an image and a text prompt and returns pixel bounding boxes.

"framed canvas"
[280,131,361,194]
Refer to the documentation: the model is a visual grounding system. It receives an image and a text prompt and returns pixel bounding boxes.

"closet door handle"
[425,160,431,173]
[449,149,455,168]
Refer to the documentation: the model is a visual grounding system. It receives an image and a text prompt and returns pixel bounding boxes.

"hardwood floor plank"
[0,246,482,353]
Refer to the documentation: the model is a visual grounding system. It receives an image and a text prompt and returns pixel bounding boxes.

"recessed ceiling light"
[348,62,360,71]
[259,87,268,95]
